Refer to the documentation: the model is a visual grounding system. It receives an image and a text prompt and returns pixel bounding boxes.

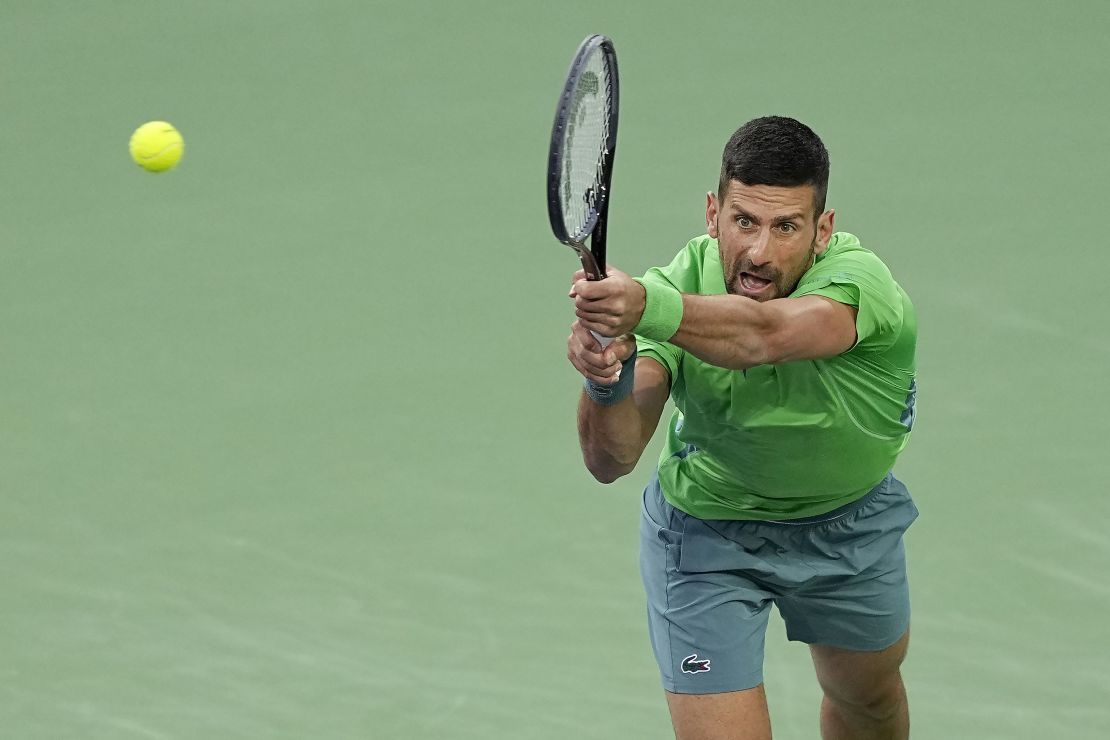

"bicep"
[767,295,859,363]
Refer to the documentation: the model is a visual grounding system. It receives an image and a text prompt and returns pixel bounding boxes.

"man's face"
[707,180,835,301]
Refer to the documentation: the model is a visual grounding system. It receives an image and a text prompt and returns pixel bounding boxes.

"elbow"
[739,321,788,367]
[751,334,782,366]
[583,453,635,484]
[751,306,803,365]
[713,310,782,369]
[719,335,775,370]
[590,468,626,485]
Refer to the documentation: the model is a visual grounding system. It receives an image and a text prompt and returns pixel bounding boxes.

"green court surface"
[2,1,1108,738]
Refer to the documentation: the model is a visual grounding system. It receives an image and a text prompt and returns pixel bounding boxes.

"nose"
[746,228,773,266]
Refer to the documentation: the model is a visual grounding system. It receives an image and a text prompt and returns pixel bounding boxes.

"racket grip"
[592,331,613,348]
[575,250,611,347]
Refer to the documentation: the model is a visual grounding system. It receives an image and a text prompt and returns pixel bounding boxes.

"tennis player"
[566,116,918,740]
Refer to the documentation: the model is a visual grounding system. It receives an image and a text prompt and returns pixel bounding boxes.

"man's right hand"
[566,320,636,385]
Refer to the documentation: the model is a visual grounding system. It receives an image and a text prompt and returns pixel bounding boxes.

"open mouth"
[739,272,774,294]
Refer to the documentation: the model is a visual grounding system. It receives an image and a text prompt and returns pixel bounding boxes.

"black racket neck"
[585,208,608,280]
[578,244,606,281]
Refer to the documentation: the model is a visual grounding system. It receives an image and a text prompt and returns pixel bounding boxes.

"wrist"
[632,279,683,341]
[584,349,638,406]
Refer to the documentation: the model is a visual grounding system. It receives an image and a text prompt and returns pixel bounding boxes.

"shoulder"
[795,232,904,311]
[800,232,896,290]
[642,235,722,293]
[793,232,912,354]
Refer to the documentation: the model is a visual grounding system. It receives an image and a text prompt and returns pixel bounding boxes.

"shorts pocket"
[641,478,683,549]
[676,518,821,586]
[803,484,918,575]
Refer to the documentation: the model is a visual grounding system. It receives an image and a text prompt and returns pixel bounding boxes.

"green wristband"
[632,279,683,341]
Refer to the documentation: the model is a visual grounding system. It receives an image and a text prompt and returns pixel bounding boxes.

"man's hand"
[566,320,636,385]
[569,267,647,339]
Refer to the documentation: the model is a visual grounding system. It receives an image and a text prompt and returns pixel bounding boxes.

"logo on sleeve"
[680,654,711,674]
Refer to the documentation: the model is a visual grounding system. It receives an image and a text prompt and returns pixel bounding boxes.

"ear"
[814,208,835,255]
[706,191,719,238]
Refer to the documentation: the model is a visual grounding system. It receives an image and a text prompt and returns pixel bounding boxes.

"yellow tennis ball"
[129,121,184,172]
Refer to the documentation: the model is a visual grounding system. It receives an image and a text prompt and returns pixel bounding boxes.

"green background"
[2,1,1108,737]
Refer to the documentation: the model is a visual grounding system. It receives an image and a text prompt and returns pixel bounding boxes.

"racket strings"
[560,49,615,242]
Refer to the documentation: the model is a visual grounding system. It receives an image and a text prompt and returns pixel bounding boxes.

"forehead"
[722,180,816,218]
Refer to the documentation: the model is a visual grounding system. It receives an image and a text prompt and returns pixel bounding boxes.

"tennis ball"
[129,121,184,172]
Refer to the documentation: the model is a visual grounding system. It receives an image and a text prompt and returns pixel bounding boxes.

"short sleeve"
[794,249,904,352]
[636,336,682,387]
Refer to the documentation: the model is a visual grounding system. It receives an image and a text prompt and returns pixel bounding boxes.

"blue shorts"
[639,473,918,694]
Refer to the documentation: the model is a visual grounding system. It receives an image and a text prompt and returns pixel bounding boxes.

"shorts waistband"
[761,474,892,526]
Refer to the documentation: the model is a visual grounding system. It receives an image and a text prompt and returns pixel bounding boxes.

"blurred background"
[1,1,1108,737]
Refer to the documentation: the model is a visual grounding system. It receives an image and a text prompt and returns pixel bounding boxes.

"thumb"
[603,335,638,365]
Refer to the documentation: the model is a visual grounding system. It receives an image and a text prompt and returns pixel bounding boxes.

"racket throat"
[575,246,606,281]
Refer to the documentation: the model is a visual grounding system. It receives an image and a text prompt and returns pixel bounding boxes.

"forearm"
[577,391,651,483]
[575,265,851,372]
[628,279,856,370]
[565,313,670,483]
[669,294,779,369]
[575,354,669,484]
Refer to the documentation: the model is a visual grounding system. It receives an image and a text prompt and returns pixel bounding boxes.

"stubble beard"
[722,240,817,302]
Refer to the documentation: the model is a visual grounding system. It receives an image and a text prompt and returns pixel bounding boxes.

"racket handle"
[577,248,607,281]
[576,249,612,347]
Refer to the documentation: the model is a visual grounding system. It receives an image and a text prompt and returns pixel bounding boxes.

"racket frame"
[547,34,620,282]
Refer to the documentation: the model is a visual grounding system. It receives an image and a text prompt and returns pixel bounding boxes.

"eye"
[737,216,753,228]
[778,222,797,234]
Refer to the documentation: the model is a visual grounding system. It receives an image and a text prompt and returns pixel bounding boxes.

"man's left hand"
[569,267,647,339]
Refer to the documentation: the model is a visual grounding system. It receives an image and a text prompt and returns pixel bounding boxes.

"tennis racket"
[547,34,620,347]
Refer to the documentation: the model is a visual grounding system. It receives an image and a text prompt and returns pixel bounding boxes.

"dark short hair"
[718,116,830,216]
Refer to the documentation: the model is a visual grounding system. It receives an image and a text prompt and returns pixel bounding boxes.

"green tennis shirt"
[636,232,917,520]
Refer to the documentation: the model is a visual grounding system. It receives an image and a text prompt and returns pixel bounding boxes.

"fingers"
[569,277,626,338]
[575,311,621,338]
[574,288,631,336]
[568,265,626,296]
[567,321,624,384]
[607,335,637,364]
[572,282,622,316]
[569,265,621,285]
[571,277,618,301]
[566,266,640,360]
